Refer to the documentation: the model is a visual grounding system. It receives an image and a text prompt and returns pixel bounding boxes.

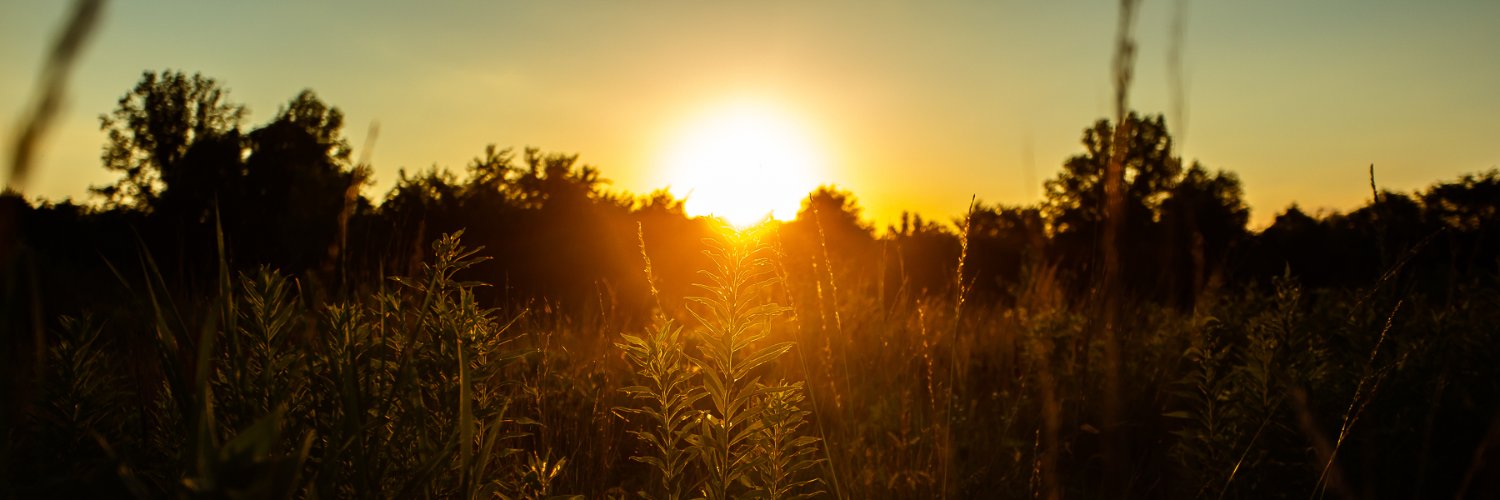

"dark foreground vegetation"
[3,71,1499,499]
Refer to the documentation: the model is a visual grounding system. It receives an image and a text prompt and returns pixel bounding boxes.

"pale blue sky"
[4,1,1497,226]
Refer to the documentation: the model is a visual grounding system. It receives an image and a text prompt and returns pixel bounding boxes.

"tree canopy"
[23,70,1500,314]
[96,70,246,210]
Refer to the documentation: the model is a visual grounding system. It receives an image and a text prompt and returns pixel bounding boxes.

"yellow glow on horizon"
[659,100,826,228]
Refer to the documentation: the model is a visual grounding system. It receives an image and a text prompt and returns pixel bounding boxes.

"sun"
[660,100,826,227]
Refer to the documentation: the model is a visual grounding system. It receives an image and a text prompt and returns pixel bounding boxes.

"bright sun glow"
[661,101,825,227]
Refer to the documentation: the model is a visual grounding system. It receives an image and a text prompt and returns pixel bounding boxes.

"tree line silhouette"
[4,70,1498,332]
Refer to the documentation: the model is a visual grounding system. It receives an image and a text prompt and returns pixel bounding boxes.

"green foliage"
[338,230,534,498]
[616,320,704,500]
[686,227,799,500]
[1167,275,1338,498]
[217,267,306,430]
[13,209,1500,499]
[617,225,826,500]
[750,383,825,500]
[4,231,565,497]
[21,315,138,494]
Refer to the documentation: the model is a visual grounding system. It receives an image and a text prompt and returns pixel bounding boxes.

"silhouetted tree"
[1347,190,1425,272]
[785,186,878,277]
[1246,204,1325,282]
[632,189,714,309]
[514,148,604,210]
[365,144,656,315]
[1158,163,1248,307]
[1044,112,1180,298]
[1421,170,1500,290]
[965,204,1047,303]
[95,70,247,211]
[89,71,251,287]
[462,145,520,203]
[1242,182,1475,292]
[240,90,362,276]
[886,211,960,300]
[374,167,464,276]
[1423,170,1500,232]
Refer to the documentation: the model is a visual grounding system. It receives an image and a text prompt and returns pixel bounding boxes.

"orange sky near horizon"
[4,1,1497,230]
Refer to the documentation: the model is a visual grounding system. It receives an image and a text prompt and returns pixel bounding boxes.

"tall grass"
[6,230,560,497]
[10,216,1500,498]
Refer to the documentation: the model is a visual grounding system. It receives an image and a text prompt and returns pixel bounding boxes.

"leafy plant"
[750,381,825,500]
[618,224,827,499]
[685,226,798,500]
[616,319,704,500]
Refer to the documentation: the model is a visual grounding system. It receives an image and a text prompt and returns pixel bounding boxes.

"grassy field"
[5,207,1498,499]
[5,2,1499,498]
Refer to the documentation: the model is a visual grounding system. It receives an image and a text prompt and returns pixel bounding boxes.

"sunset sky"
[4,1,1497,228]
